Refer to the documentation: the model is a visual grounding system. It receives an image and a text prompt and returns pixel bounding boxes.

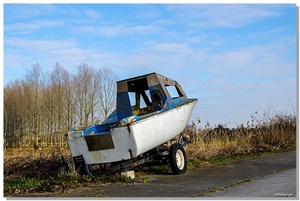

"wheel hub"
[176,149,185,170]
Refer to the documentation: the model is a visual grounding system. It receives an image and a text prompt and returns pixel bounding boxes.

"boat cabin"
[116,72,189,121]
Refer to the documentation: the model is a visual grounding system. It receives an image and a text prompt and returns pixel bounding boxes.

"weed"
[120,175,133,183]
[95,193,107,197]
[4,178,41,194]
[142,178,148,183]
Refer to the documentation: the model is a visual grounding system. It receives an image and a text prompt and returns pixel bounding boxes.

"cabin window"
[128,92,136,106]
[166,85,183,99]
[128,90,151,108]
[140,90,151,108]
[127,78,153,115]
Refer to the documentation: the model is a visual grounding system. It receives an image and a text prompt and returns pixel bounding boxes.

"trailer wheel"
[169,143,187,175]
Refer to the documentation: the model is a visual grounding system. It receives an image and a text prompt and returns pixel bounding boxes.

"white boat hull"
[67,99,197,165]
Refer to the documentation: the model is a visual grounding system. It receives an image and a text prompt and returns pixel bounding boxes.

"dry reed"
[185,109,296,160]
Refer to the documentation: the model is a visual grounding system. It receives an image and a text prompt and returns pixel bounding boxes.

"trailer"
[63,72,198,175]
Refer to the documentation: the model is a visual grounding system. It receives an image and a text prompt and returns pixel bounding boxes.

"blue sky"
[2,3,297,128]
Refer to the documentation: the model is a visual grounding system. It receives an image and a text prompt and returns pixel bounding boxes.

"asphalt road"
[205,167,296,197]
[17,151,297,198]
[100,151,297,198]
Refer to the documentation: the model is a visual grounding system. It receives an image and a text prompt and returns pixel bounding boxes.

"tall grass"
[184,109,296,160]
[4,147,71,182]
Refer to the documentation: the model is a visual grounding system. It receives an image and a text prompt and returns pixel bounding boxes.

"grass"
[184,109,296,160]
[4,164,135,196]
[4,178,41,195]
[4,109,297,197]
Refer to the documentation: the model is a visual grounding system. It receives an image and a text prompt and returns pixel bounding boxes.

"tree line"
[3,62,118,149]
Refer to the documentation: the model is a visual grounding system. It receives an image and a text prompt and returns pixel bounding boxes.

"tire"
[169,143,187,175]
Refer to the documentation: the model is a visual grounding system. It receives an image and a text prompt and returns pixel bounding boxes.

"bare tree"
[3,80,21,147]
[24,63,44,149]
[73,63,99,126]
[3,62,118,148]
[49,63,68,145]
[73,64,118,125]
[97,66,118,121]
[62,66,76,131]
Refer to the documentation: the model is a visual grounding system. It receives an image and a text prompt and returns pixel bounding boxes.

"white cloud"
[135,5,162,19]
[247,27,286,38]
[43,48,94,70]
[146,43,190,53]
[165,4,283,28]
[152,19,175,26]
[120,42,206,70]
[5,37,77,52]
[48,47,90,57]
[74,26,97,34]
[97,25,124,36]
[201,40,296,81]
[84,9,102,19]
[4,4,59,20]
[206,51,256,71]
[4,51,32,70]
[96,24,163,36]
[5,20,65,32]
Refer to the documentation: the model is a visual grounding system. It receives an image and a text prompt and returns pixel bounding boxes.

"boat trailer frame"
[62,133,189,176]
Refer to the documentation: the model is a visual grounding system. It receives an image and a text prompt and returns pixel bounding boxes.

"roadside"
[205,168,296,197]
[16,151,297,198]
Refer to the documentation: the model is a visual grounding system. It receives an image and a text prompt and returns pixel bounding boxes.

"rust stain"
[91,151,106,162]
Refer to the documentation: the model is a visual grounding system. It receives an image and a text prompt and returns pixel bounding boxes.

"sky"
[2,3,298,128]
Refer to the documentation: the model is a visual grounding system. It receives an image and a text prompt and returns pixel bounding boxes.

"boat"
[65,72,198,175]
